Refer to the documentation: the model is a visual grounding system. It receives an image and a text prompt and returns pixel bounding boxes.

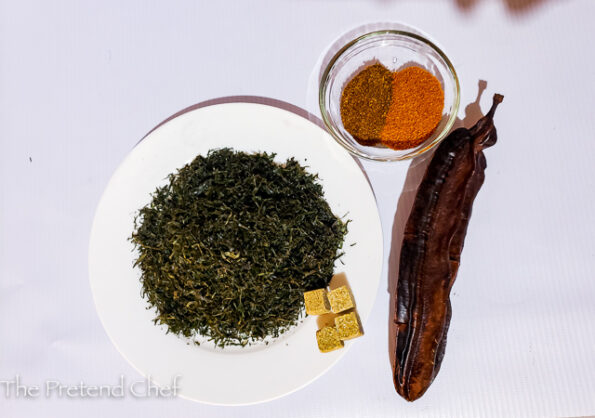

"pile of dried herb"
[131,148,348,347]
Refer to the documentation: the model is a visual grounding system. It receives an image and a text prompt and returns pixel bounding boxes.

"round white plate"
[89,102,383,405]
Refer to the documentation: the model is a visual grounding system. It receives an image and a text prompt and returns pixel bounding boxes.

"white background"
[1,1,595,417]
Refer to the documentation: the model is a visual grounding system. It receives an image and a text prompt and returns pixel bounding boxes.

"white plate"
[88,102,383,405]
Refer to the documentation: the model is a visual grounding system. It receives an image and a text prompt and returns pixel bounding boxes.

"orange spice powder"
[380,66,444,150]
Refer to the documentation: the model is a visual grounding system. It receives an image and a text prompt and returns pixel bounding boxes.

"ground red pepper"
[381,66,444,150]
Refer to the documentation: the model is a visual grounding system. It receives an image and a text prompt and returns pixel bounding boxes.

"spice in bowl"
[340,63,444,150]
[340,63,393,146]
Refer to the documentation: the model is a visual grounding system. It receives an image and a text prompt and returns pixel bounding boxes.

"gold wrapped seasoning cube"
[316,326,344,353]
[303,288,331,315]
[335,312,362,340]
[328,285,354,313]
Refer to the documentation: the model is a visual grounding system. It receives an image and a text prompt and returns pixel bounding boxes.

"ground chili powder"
[380,66,444,150]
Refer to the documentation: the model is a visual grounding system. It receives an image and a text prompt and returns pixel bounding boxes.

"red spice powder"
[380,66,444,150]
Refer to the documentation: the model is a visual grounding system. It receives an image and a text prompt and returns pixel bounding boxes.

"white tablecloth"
[2,1,594,416]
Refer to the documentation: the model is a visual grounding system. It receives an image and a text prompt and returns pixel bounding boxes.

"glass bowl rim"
[318,29,461,162]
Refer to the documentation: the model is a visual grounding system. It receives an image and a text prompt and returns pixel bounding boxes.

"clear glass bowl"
[319,30,460,162]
